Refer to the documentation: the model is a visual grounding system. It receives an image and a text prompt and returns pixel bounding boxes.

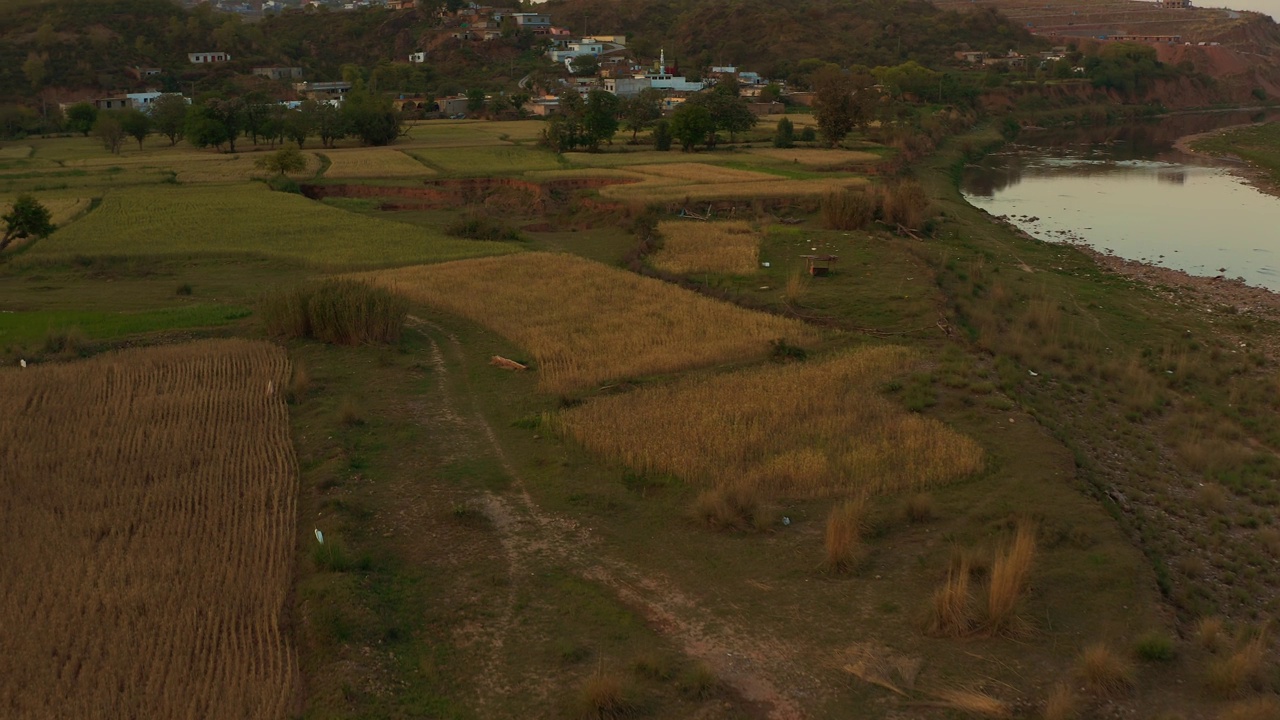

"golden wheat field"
[0,340,299,719]
[557,346,985,498]
[322,147,434,179]
[358,252,818,393]
[651,220,761,275]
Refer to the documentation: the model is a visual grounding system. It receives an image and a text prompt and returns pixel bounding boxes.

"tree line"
[60,81,403,154]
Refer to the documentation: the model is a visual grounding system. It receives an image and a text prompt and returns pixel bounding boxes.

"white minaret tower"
[659,48,666,73]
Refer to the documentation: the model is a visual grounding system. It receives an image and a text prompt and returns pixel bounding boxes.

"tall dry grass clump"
[1217,697,1280,720]
[1042,683,1078,720]
[1075,643,1135,698]
[1204,632,1268,699]
[879,180,930,230]
[692,481,774,532]
[557,346,984,499]
[824,497,867,573]
[574,664,637,719]
[928,556,976,637]
[355,253,817,393]
[651,220,760,275]
[0,340,299,719]
[261,278,408,346]
[932,688,1011,718]
[985,521,1037,634]
[821,189,877,230]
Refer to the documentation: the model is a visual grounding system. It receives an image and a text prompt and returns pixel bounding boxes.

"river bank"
[1174,121,1280,199]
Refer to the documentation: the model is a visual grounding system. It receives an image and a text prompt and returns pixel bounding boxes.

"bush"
[445,212,524,242]
[799,126,816,142]
[821,190,877,231]
[653,119,672,151]
[1134,631,1176,662]
[773,117,795,148]
[43,327,87,355]
[264,174,302,194]
[1074,643,1134,698]
[692,481,774,532]
[175,283,193,296]
[676,661,719,699]
[574,665,637,719]
[880,180,930,230]
[823,497,866,573]
[905,493,935,523]
[769,338,807,362]
[260,279,408,346]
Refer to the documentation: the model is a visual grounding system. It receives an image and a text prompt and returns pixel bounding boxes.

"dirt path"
[406,316,816,720]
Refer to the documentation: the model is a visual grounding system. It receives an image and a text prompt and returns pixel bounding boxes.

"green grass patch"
[24,183,520,269]
[0,304,250,348]
[1193,121,1280,185]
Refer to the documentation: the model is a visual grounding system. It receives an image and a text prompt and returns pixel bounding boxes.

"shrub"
[799,126,816,142]
[1075,643,1134,698]
[1042,683,1077,720]
[175,283,193,296]
[692,481,774,532]
[773,117,795,148]
[821,190,876,231]
[1196,616,1227,652]
[905,493,935,523]
[1218,697,1280,720]
[1134,631,1176,662]
[1204,633,1267,699]
[676,661,719,699]
[574,665,637,720]
[1259,527,1280,557]
[769,338,807,363]
[879,180,930,231]
[339,396,364,426]
[445,212,525,242]
[928,556,975,637]
[652,119,672,151]
[823,497,866,573]
[43,327,87,355]
[260,279,408,346]
[985,521,1036,634]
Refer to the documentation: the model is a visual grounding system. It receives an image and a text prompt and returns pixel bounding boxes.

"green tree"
[540,92,584,152]
[652,118,672,151]
[581,89,620,152]
[93,112,125,154]
[185,104,232,151]
[341,87,401,146]
[811,66,873,147]
[622,87,663,143]
[22,54,46,92]
[773,116,794,148]
[465,88,487,116]
[255,146,308,176]
[150,94,188,145]
[119,108,151,150]
[66,102,97,137]
[314,102,346,148]
[759,82,783,104]
[669,102,714,151]
[1,194,55,252]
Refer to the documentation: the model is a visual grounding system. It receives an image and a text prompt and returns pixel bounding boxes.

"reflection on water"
[961,112,1280,292]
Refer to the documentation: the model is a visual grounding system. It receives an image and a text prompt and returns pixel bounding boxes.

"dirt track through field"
[406,316,817,719]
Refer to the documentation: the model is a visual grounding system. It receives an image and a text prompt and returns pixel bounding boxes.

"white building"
[511,12,551,29]
[642,49,703,92]
[126,91,166,110]
[409,51,427,63]
[603,77,651,97]
[547,39,604,63]
[188,51,231,64]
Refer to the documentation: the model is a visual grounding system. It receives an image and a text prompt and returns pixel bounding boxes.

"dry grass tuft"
[1075,643,1135,698]
[1196,616,1228,653]
[1042,683,1078,720]
[574,665,637,719]
[358,253,816,393]
[905,493,935,523]
[1197,483,1230,513]
[928,556,976,637]
[932,688,1012,718]
[261,279,409,346]
[692,481,775,532]
[558,347,984,499]
[821,189,877,231]
[287,360,311,404]
[1217,697,1280,720]
[1204,633,1268,699]
[1257,527,1280,558]
[824,497,867,573]
[879,180,931,230]
[985,521,1037,634]
[0,340,298,718]
[676,661,719,700]
[783,268,810,306]
[651,220,760,275]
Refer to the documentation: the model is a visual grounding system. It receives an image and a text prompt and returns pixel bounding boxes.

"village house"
[522,96,560,116]
[1109,33,1182,43]
[642,49,704,92]
[94,96,131,110]
[294,80,352,101]
[408,51,427,63]
[954,50,986,64]
[253,66,304,81]
[548,38,608,63]
[1160,0,1191,8]
[437,95,470,116]
[126,91,166,110]
[188,51,231,63]
[127,66,162,80]
[385,0,414,9]
[982,51,1027,69]
[511,12,551,31]
[602,77,652,97]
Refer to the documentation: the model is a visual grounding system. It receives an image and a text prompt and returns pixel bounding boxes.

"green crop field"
[25,183,519,268]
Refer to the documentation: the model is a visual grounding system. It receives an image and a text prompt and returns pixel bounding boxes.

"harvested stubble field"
[651,220,761,275]
[744,148,880,166]
[557,346,985,498]
[358,252,818,393]
[0,339,298,719]
[322,147,434,179]
[600,175,868,203]
[26,183,518,268]
[626,162,782,183]
[421,145,564,174]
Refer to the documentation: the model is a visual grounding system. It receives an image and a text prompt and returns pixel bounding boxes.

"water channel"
[960,111,1280,292]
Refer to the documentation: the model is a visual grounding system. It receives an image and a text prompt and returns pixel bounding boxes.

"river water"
[960,112,1280,292]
